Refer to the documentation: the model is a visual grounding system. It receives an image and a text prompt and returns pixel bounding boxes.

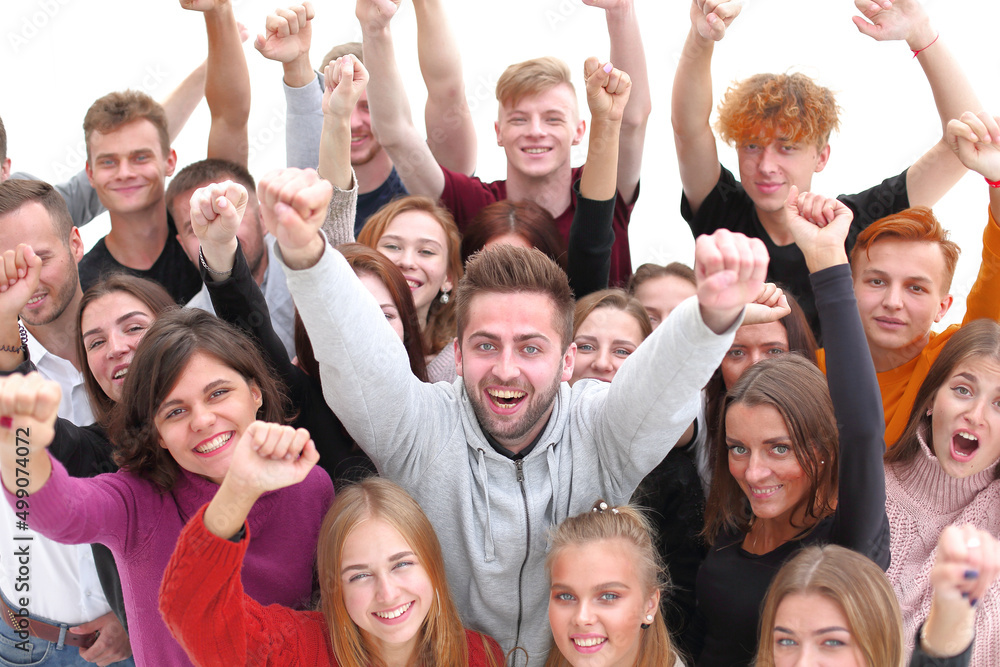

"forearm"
[911,30,981,135]
[567,183,615,298]
[919,602,975,661]
[284,75,324,170]
[200,238,239,275]
[0,447,51,495]
[161,60,207,143]
[413,0,477,175]
[319,114,354,190]
[906,140,966,208]
[204,1,252,165]
[581,117,623,201]
[321,173,359,247]
[203,477,260,539]
[282,52,316,89]
[671,28,721,204]
[0,318,25,372]
[606,2,651,131]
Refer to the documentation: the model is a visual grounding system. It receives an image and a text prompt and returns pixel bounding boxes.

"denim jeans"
[0,591,134,667]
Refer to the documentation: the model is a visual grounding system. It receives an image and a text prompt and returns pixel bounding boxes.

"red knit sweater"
[160,504,504,666]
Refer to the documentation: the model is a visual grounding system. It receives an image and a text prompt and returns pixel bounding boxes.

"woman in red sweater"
[159,424,504,667]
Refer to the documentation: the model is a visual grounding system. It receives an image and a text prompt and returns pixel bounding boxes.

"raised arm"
[182,0,252,166]
[0,245,37,372]
[320,56,369,191]
[584,0,651,202]
[412,0,476,175]
[785,187,888,562]
[672,0,742,214]
[161,60,208,145]
[853,0,982,206]
[0,373,57,495]
[568,58,631,297]
[357,0,445,198]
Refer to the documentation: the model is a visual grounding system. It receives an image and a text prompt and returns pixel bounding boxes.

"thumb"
[340,55,355,84]
[851,15,878,39]
[784,185,800,215]
[69,618,104,634]
[254,34,267,52]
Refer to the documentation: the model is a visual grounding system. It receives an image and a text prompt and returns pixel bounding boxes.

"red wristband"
[911,33,939,58]
[986,176,1000,189]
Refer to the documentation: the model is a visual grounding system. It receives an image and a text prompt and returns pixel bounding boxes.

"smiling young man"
[260,166,765,665]
[673,0,981,332]
[816,110,1000,446]
[356,0,651,286]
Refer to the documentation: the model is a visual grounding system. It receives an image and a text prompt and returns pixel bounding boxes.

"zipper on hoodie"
[512,459,530,665]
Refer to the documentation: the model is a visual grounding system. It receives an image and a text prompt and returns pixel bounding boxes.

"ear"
[933,293,954,323]
[814,143,831,173]
[249,379,263,412]
[561,343,576,382]
[165,148,178,177]
[645,588,661,620]
[69,227,85,264]
[454,337,464,378]
[442,277,454,295]
[495,120,503,147]
[85,160,95,187]
[0,158,10,181]
[572,119,586,146]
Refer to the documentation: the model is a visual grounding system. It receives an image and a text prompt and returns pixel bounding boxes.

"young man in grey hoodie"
[244,166,768,665]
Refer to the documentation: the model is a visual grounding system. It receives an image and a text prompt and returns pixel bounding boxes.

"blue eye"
[576,343,595,353]
[729,445,748,456]
[599,592,620,602]
[772,445,790,455]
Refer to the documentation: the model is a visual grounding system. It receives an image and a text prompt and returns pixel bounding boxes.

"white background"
[1,0,997,326]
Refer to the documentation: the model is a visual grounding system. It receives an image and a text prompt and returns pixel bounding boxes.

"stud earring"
[640,614,653,630]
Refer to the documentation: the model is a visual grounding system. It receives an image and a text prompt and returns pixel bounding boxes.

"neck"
[105,205,169,270]
[506,167,573,220]
[355,151,395,195]
[744,508,818,555]
[378,639,418,667]
[869,333,930,373]
[25,290,84,371]
[755,206,794,246]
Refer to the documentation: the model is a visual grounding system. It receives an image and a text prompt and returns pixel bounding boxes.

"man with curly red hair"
[672,0,981,333]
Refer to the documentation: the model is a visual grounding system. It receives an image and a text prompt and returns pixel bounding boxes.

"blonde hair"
[544,501,677,667]
[496,57,575,108]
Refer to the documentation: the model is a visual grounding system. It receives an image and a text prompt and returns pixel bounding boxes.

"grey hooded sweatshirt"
[278,206,740,665]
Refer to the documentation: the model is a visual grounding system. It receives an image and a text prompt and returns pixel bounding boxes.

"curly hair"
[715,72,840,149]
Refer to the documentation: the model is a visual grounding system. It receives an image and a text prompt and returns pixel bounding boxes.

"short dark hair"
[0,179,75,245]
[456,245,574,349]
[461,200,566,269]
[83,90,170,161]
[627,262,696,294]
[110,308,291,491]
[165,158,257,217]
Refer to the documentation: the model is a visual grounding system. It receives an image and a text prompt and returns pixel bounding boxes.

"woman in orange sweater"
[159,424,503,667]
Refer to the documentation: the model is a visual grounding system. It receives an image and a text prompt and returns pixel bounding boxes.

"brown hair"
[164,158,256,220]
[627,262,696,294]
[83,90,170,161]
[0,115,6,166]
[573,289,652,341]
[0,179,75,245]
[320,42,363,71]
[294,244,429,383]
[317,477,498,667]
[456,245,575,350]
[545,501,677,667]
[109,308,290,491]
[357,196,463,356]
[715,73,840,150]
[77,274,176,426]
[756,545,904,667]
[850,206,961,293]
[461,200,566,269]
[885,319,1000,478]
[496,57,575,109]
[704,354,838,544]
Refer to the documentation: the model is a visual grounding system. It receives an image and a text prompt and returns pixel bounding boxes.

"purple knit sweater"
[885,434,1000,667]
[5,455,333,667]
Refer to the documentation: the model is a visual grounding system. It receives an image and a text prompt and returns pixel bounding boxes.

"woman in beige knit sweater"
[884,319,1000,667]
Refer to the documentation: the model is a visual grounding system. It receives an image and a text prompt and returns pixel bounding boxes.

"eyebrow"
[774,625,851,636]
[469,331,551,344]
[550,581,631,591]
[82,310,150,339]
[93,148,154,161]
[861,267,934,284]
[955,371,1000,393]
[158,379,231,412]
[379,234,443,249]
[341,551,415,575]
[575,335,637,347]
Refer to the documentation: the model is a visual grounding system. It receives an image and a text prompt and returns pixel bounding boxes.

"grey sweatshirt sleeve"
[581,296,742,498]
[321,171,358,246]
[12,170,105,228]
[275,239,451,477]
[284,74,324,170]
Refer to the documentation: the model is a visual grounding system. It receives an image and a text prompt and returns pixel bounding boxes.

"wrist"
[282,58,317,89]
[908,26,939,56]
[281,233,327,271]
[199,243,237,279]
[804,248,849,274]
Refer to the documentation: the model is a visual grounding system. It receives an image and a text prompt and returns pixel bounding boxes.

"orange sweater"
[818,206,1000,446]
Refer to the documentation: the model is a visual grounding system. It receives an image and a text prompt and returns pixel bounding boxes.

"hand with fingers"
[179,0,230,12]
[224,421,318,496]
[0,373,60,495]
[742,283,791,326]
[323,55,370,120]
[257,168,333,269]
[255,3,316,63]
[851,0,935,49]
[694,229,769,334]
[690,0,743,42]
[0,245,41,322]
[190,180,249,275]
[922,525,1000,658]
[946,111,1000,183]
[74,612,132,667]
[356,0,401,34]
[783,185,853,271]
[583,57,631,124]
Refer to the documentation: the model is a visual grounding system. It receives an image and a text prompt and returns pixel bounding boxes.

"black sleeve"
[201,243,364,484]
[811,264,890,568]
[839,168,909,251]
[908,625,973,667]
[567,180,615,298]
[680,164,756,237]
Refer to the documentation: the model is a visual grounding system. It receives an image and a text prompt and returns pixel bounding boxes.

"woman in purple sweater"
[0,310,334,667]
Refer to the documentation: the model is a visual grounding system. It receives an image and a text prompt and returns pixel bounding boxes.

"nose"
[744,452,771,485]
[492,348,520,382]
[375,574,399,603]
[528,115,545,137]
[106,330,130,359]
[398,247,418,270]
[882,283,904,310]
[592,349,615,373]
[572,599,596,626]
[757,145,779,174]
[965,397,988,426]
[189,402,216,432]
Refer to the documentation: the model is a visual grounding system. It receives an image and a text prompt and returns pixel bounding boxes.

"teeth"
[27,295,43,305]
[113,368,129,380]
[957,432,978,441]
[487,389,527,399]
[573,637,606,647]
[524,148,550,154]
[195,432,232,454]
[375,602,411,619]
[405,280,420,289]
